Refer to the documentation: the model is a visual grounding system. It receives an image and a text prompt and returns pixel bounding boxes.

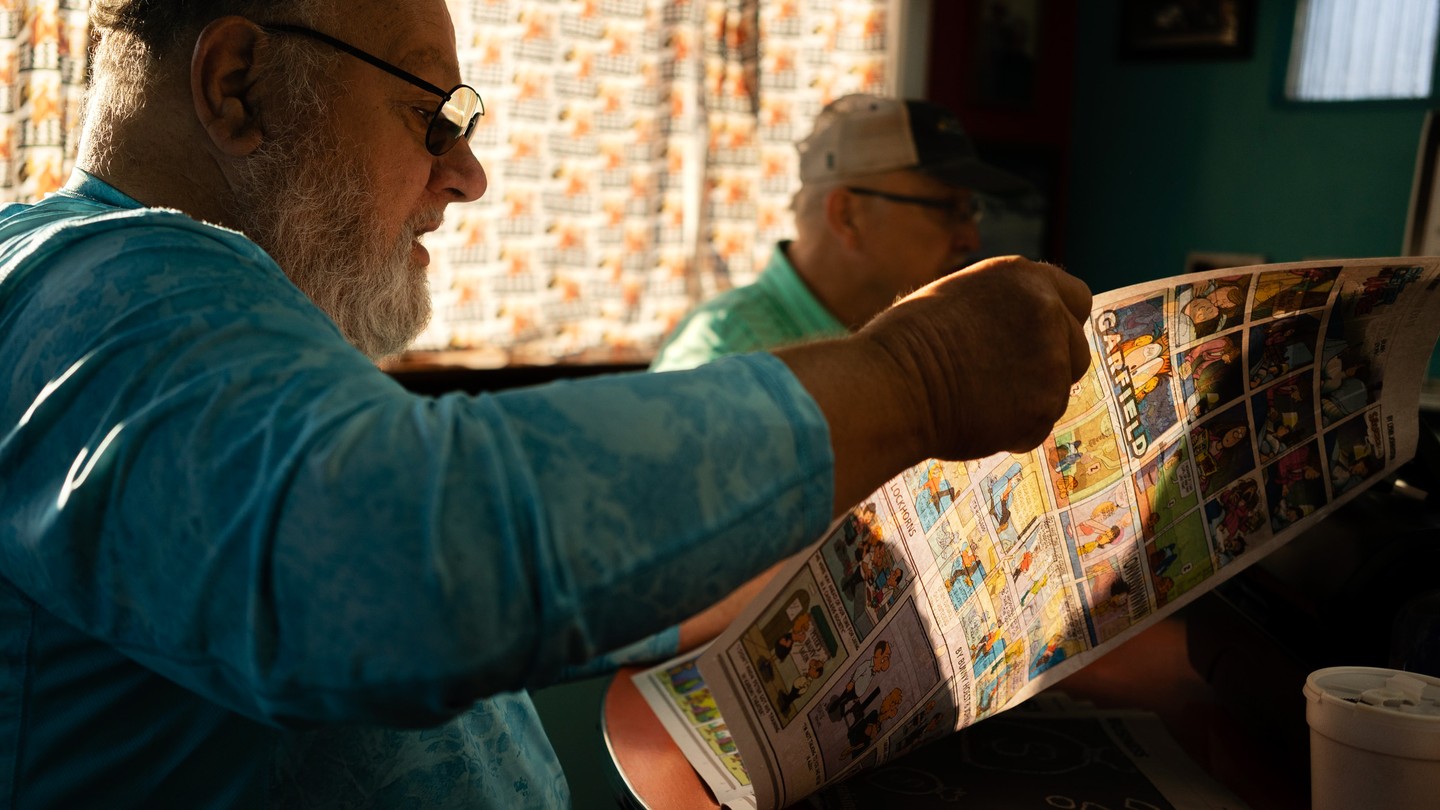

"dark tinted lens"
[426,113,463,155]
[426,86,484,156]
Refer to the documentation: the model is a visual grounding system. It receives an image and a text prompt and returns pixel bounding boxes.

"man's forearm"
[775,336,931,517]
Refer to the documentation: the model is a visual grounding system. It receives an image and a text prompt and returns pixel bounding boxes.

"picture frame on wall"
[1118,0,1257,61]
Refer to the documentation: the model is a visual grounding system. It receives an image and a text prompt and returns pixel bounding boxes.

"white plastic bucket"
[1303,666,1440,810]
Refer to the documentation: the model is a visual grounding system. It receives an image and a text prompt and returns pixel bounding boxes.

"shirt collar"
[58,169,145,210]
[757,241,849,336]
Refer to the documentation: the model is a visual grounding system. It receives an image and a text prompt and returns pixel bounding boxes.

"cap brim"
[921,159,1032,197]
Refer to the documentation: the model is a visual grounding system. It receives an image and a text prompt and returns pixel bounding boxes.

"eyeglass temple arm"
[258,23,450,99]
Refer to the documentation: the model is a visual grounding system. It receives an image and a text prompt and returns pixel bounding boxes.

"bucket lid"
[1304,667,1440,760]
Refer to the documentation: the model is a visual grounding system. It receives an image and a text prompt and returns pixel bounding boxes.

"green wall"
[1065,0,1431,294]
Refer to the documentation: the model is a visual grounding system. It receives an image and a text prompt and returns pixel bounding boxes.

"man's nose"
[432,139,488,203]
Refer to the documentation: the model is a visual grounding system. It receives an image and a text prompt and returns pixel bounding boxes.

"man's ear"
[824,186,862,252]
[191,16,269,156]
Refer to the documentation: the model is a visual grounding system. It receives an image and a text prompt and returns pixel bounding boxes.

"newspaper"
[634,257,1440,809]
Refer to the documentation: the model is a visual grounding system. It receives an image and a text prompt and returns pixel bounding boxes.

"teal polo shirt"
[652,241,849,371]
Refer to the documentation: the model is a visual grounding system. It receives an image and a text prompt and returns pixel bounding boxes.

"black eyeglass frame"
[845,186,982,226]
[257,22,484,156]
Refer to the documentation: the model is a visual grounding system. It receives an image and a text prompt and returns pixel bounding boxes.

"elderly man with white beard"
[0,0,1092,807]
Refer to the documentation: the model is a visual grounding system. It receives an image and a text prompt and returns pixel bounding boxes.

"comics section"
[647,258,1440,810]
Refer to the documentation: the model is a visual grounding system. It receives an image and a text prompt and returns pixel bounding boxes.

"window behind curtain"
[1287,0,1440,101]
[429,0,896,364]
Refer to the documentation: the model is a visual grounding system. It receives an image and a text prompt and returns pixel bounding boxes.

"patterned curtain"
[428,0,894,365]
[0,0,895,366]
[0,0,91,204]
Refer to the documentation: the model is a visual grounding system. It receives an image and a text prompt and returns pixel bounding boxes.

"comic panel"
[1009,516,1067,618]
[1324,407,1386,498]
[1059,479,1140,575]
[826,500,887,568]
[971,641,1028,722]
[1096,294,1181,462]
[807,603,941,781]
[1143,511,1214,609]
[653,653,748,775]
[1078,549,1146,645]
[676,686,721,727]
[1250,266,1340,321]
[980,453,1048,554]
[1172,274,1252,346]
[1175,328,1245,421]
[1320,313,1380,429]
[818,499,915,642]
[1316,265,1430,430]
[1320,287,1404,429]
[1024,590,1089,680]
[733,569,847,728]
[945,460,973,494]
[1203,473,1270,568]
[959,595,1013,681]
[1251,370,1318,464]
[1248,313,1321,389]
[1190,402,1257,500]
[1264,441,1329,532]
[697,721,749,785]
[1058,360,1107,426]
[906,459,961,534]
[983,552,1021,633]
[1336,264,1429,320]
[925,488,984,565]
[1042,408,1126,508]
[933,513,1000,619]
[657,655,707,703]
[879,685,957,763]
[1132,436,1199,537]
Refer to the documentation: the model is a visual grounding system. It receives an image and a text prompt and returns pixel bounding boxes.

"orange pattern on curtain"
[0,0,89,204]
[426,0,892,365]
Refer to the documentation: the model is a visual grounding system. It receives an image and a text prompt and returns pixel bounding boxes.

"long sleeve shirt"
[0,172,835,807]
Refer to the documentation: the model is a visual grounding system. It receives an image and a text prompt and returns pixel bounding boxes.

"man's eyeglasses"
[258,23,484,157]
[846,187,982,227]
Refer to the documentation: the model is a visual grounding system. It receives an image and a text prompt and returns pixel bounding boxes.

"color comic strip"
[648,258,1440,810]
[632,651,752,803]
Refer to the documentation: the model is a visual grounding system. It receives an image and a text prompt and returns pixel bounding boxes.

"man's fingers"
[861,256,1097,462]
[1050,267,1093,323]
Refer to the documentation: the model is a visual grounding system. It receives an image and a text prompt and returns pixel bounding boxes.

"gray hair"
[81,0,334,166]
[89,0,331,53]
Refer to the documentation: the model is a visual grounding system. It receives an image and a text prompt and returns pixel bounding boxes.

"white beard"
[231,129,435,360]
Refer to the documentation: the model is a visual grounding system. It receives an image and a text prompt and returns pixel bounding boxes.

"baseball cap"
[797,94,1029,196]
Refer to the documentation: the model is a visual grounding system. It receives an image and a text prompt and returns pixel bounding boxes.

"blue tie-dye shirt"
[0,172,835,807]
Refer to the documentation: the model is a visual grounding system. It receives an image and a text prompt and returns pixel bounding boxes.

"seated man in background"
[652,93,1028,371]
[0,0,1090,807]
